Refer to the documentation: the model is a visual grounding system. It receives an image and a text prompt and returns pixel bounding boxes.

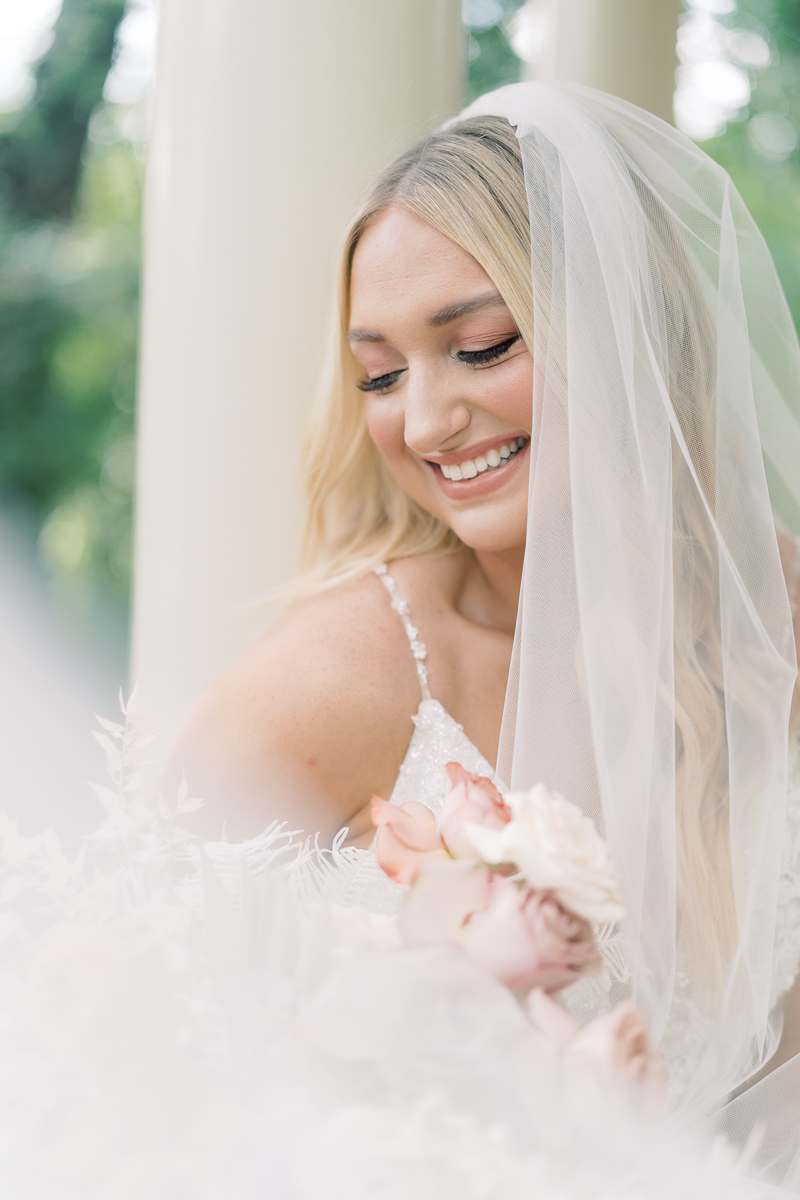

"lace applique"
[390,699,497,816]
[373,564,498,815]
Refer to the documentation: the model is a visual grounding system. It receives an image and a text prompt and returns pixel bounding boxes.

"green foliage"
[774,0,800,42]
[465,1,526,105]
[0,0,125,221]
[700,1,800,333]
[0,0,138,631]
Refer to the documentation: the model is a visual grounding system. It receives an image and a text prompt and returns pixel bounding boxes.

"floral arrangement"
[370,763,667,1106]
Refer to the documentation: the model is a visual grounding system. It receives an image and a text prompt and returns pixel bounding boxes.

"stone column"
[528,0,681,123]
[132,0,463,740]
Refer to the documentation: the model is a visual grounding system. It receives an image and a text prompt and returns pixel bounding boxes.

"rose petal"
[444,764,511,817]
[464,783,626,926]
[374,823,449,886]
[438,783,478,859]
[526,988,580,1047]
[440,772,512,860]
[400,859,492,945]
[460,877,552,992]
[464,821,509,866]
[444,762,473,790]
[528,896,601,976]
[370,797,444,852]
[566,1000,668,1108]
[460,882,600,995]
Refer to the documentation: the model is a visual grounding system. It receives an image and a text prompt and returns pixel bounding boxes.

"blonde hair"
[300,117,532,589]
[299,115,793,1005]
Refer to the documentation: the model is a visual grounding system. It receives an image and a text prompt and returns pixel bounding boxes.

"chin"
[446,514,528,555]
[394,470,529,555]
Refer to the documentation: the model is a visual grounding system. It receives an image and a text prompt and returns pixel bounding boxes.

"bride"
[172,82,800,1171]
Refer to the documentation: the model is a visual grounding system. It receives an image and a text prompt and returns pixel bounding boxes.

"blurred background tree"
[1,0,799,686]
[674,0,800,332]
[0,0,152,679]
[463,0,528,101]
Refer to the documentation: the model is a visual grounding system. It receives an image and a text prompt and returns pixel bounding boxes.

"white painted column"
[133,0,463,742]
[523,0,681,123]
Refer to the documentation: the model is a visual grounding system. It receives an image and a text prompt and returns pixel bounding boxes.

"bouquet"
[371,764,667,1107]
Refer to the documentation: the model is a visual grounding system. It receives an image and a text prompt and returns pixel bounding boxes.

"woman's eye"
[456,334,521,367]
[357,368,407,394]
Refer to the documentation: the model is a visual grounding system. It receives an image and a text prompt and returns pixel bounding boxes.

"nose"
[402,364,471,456]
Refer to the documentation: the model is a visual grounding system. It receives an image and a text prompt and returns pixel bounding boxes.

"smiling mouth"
[435,437,529,481]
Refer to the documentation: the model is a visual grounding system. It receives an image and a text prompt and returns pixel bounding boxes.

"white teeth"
[439,438,526,482]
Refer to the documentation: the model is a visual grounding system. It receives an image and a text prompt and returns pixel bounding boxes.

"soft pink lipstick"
[427,434,530,499]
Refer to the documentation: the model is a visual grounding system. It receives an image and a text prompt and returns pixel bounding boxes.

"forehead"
[349,207,493,326]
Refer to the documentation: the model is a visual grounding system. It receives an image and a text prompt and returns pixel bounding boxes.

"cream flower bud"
[466,783,625,926]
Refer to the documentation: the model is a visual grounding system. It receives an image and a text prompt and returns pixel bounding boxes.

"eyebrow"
[347,290,507,343]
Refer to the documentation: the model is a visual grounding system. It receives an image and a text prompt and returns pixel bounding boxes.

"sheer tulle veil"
[457,83,800,1173]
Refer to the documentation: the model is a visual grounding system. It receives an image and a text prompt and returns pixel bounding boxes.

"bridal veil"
[458,82,800,1178]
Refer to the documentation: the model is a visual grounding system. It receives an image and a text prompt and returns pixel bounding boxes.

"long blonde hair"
[300,118,532,589]
[300,115,787,1002]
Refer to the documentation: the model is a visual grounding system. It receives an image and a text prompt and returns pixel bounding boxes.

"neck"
[460,545,524,635]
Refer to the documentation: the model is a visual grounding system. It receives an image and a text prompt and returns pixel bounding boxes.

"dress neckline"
[373,564,498,810]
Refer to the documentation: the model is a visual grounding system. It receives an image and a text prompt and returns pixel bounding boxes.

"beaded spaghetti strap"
[374,564,431,702]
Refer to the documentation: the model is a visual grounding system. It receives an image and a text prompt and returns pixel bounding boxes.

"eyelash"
[456,333,520,366]
[357,334,521,394]
[357,369,406,394]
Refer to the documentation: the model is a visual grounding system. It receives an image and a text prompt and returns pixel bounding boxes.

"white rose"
[466,784,625,926]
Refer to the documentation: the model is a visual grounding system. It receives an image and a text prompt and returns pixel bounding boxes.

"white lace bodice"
[389,698,496,816]
[373,564,498,817]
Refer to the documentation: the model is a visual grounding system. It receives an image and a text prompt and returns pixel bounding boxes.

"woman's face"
[348,206,533,555]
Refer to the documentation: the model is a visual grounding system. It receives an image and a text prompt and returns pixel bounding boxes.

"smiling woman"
[169,87,800,1177]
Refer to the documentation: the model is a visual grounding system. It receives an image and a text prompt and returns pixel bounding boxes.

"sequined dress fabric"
[372,563,498,815]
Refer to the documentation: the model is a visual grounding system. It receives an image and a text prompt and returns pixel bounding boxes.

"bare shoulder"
[169,572,421,843]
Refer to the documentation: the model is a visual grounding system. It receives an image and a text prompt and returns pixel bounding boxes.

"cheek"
[482,354,535,429]
[365,401,405,462]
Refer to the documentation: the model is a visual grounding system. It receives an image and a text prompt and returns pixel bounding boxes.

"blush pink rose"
[371,796,448,886]
[565,999,668,1108]
[460,878,601,995]
[399,858,493,946]
[439,763,513,859]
